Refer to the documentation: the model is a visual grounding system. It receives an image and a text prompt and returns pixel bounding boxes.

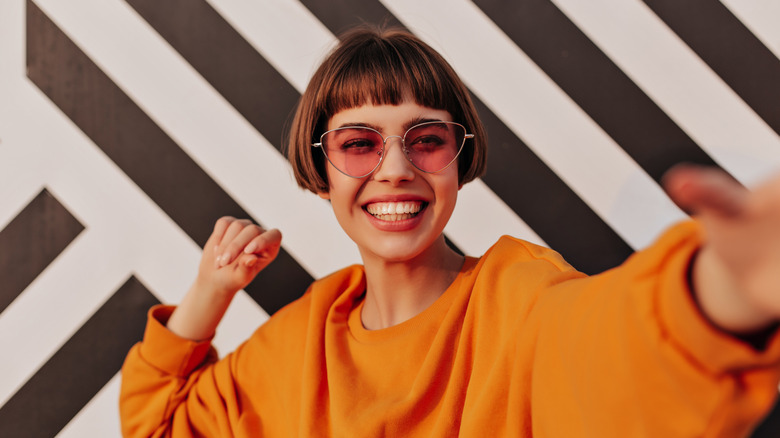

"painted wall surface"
[1,0,779,436]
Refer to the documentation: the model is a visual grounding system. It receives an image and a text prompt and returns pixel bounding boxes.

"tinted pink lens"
[322,128,383,177]
[404,123,464,173]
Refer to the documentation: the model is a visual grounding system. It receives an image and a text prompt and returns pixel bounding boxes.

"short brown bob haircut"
[286,25,487,193]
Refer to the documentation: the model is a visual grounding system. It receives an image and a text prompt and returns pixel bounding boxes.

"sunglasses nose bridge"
[374,134,414,172]
[380,135,407,155]
[382,134,403,146]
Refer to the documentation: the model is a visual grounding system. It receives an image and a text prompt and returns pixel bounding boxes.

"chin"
[369,244,424,263]
[362,233,442,264]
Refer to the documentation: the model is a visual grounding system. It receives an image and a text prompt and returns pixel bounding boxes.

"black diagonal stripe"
[643,0,780,137]
[473,99,634,272]
[125,0,301,152]
[26,1,310,314]
[752,400,780,437]
[0,276,158,438]
[0,189,84,314]
[472,0,721,182]
[300,0,633,272]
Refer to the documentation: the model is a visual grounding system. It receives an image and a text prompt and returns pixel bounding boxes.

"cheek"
[437,189,458,220]
[325,174,361,213]
[429,174,460,220]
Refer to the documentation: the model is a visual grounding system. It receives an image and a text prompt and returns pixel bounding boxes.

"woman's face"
[319,100,461,264]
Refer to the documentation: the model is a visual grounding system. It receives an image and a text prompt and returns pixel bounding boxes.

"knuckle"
[215,216,234,228]
[241,224,263,240]
[227,220,246,233]
[234,219,252,229]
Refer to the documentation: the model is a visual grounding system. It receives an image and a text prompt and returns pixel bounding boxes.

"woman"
[120,26,780,437]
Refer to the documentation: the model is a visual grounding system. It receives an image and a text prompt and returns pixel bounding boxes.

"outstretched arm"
[664,165,780,336]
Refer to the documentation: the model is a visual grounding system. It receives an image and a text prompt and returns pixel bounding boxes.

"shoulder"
[483,236,573,269]
[472,235,585,287]
[251,264,366,339]
[455,236,586,319]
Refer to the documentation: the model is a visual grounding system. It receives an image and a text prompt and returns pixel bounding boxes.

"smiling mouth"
[364,201,426,222]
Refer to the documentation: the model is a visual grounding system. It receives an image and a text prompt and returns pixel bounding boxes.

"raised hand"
[200,216,282,297]
[664,165,780,334]
[166,217,282,340]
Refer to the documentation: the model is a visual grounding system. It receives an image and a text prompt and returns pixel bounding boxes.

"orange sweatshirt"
[120,222,780,437]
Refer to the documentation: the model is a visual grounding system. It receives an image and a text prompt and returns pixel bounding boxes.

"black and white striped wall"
[1,0,778,436]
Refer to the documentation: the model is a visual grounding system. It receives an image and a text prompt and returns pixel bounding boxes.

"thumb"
[243,228,282,267]
[663,164,748,218]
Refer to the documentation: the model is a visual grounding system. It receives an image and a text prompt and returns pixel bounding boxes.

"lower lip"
[363,205,427,232]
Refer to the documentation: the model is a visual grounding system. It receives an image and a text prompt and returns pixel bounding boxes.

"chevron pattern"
[1,0,778,436]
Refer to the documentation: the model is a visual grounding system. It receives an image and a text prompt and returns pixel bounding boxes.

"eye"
[340,138,380,154]
[408,135,446,152]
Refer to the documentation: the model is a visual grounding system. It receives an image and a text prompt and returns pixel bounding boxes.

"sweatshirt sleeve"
[119,305,230,438]
[523,221,780,437]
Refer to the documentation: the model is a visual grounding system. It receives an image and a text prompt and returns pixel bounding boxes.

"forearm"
[166,281,235,341]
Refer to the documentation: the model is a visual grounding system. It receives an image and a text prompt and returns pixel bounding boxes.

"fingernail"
[244,242,257,254]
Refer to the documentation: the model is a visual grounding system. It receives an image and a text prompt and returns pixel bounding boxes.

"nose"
[372,136,415,184]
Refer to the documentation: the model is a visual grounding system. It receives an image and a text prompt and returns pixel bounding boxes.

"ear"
[317,191,330,200]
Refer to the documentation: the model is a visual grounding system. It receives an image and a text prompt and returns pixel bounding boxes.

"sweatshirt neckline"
[347,256,478,343]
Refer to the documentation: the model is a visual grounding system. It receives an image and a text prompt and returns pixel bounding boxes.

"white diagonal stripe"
[446,180,547,255]
[552,0,780,186]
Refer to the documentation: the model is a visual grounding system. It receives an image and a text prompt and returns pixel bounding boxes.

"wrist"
[166,280,235,341]
[192,274,240,301]
[692,247,777,335]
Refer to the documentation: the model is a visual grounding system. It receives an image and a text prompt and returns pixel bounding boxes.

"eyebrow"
[335,117,445,133]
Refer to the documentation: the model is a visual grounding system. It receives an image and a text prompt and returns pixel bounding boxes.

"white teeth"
[366,201,424,221]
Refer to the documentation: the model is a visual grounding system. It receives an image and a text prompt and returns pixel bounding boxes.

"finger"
[243,229,282,261]
[235,252,265,282]
[241,253,259,269]
[663,164,748,218]
[205,216,235,254]
[214,219,252,267]
[217,224,266,267]
[232,252,269,278]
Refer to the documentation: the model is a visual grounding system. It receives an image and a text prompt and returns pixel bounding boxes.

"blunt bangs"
[287,26,487,194]
[321,31,462,123]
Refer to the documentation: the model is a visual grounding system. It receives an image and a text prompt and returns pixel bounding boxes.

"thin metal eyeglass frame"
[311,121,474,179]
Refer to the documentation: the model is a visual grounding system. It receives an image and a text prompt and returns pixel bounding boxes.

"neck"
[359,236,464,330]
